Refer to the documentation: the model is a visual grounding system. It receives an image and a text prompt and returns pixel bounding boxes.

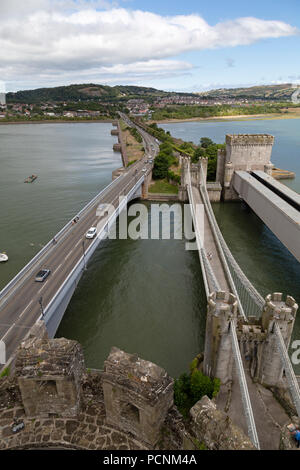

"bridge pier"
[203,291,237,384]
[141,171,152,199]
[179,157,209,202]
[178,158,189,201]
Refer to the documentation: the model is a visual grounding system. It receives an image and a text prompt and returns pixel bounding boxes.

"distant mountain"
[6,83,176,104]
[195,84,296,101]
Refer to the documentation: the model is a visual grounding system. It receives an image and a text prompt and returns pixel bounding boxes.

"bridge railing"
[186,171,210,297]
[41,174,145,325]
[187,165,248,322]
[199,166,264,319]
[230,320,260,449]
[274,322,300,417]
[0,174,123,306]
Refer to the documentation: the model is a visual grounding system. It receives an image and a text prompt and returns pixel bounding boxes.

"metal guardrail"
[230,320,260,449]
[187,166,260,448]
[186,170,209,297]
[0,174,123,305]
[199,166,264,319]
[274,322,300,417]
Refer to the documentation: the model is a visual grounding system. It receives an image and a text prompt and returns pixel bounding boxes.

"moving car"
[35,269,51,282]
[85,227,97,239]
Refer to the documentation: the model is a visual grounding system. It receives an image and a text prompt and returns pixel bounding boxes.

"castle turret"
[220,134,274,200]
[203,291,238,384]
[259,293,298,386]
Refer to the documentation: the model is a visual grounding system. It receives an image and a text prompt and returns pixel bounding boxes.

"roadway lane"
[0,120,159,363]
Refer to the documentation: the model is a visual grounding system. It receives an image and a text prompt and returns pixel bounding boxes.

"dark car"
[35,269,51,282]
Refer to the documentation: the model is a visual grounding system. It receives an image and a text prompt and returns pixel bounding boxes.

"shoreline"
[152,112,300,124]
[0,119,113,125]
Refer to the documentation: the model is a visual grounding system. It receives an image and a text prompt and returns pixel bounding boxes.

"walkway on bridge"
[191,186,229,293]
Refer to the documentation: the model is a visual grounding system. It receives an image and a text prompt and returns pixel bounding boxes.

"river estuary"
[0,119,299,376]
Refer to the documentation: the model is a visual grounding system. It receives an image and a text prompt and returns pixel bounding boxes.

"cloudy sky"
[1,0,299,92]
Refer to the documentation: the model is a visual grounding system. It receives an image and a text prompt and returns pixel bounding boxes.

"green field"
[149,179,179,194]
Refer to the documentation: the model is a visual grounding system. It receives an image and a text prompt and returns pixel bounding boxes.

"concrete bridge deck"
[233,171,300,262]
[251,170,300,210]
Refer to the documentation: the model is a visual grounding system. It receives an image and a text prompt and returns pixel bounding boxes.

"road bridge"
[0,120,158,367]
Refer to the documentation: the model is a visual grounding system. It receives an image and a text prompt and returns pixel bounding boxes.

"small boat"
[24,174,38,183]
[0,253,8,262]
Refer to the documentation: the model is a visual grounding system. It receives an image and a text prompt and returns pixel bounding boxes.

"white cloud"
[0,2,297,90]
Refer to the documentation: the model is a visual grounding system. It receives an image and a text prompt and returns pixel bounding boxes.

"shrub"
[174,359,220,419]
[0,367,10,378]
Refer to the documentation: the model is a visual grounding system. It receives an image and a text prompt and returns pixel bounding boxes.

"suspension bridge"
[185,158,299,450]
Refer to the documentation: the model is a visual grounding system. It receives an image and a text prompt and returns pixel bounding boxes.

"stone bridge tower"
[179,157,208,201]
[216,134,274,200]
[203,291,238,384]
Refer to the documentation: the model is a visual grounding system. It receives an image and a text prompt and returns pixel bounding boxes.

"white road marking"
[1,322,16,341]
[19,300,33,319]
[38,283,47,293]
[65,250,73,261]
[75,239,82,248]
[52,263,62,276]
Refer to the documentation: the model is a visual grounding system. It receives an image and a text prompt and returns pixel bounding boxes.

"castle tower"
[221,134,274,200]
[259,293,298,386]
[102,347,174,446]
[203,291,238,384]
[15,338,85,418]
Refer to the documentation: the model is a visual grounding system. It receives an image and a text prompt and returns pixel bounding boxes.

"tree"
[200,137,213,148]
[192,146,205,163]
[153,154,170,179]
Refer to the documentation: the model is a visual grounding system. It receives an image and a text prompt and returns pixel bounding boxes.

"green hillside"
[6,83,173,104]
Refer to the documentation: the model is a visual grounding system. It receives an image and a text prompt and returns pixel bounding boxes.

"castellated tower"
[203,291,238,384]
[258,293,298,387]
[216,134,274,200]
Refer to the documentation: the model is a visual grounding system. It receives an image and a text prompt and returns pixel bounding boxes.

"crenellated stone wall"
[0,336,256,451]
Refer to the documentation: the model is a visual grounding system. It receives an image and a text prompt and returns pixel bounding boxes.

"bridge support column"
[141,171,152,199]
[199,157,208,185]
[179,158,189,201]
[203,291,238,384]
[258,293,298,387]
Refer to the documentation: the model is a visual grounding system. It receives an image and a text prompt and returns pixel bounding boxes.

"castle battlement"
[226,134,274,146]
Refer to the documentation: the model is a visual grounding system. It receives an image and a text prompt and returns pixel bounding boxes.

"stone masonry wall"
[0,337,263,451]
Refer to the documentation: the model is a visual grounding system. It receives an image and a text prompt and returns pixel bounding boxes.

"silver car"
[35,269,51,282]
